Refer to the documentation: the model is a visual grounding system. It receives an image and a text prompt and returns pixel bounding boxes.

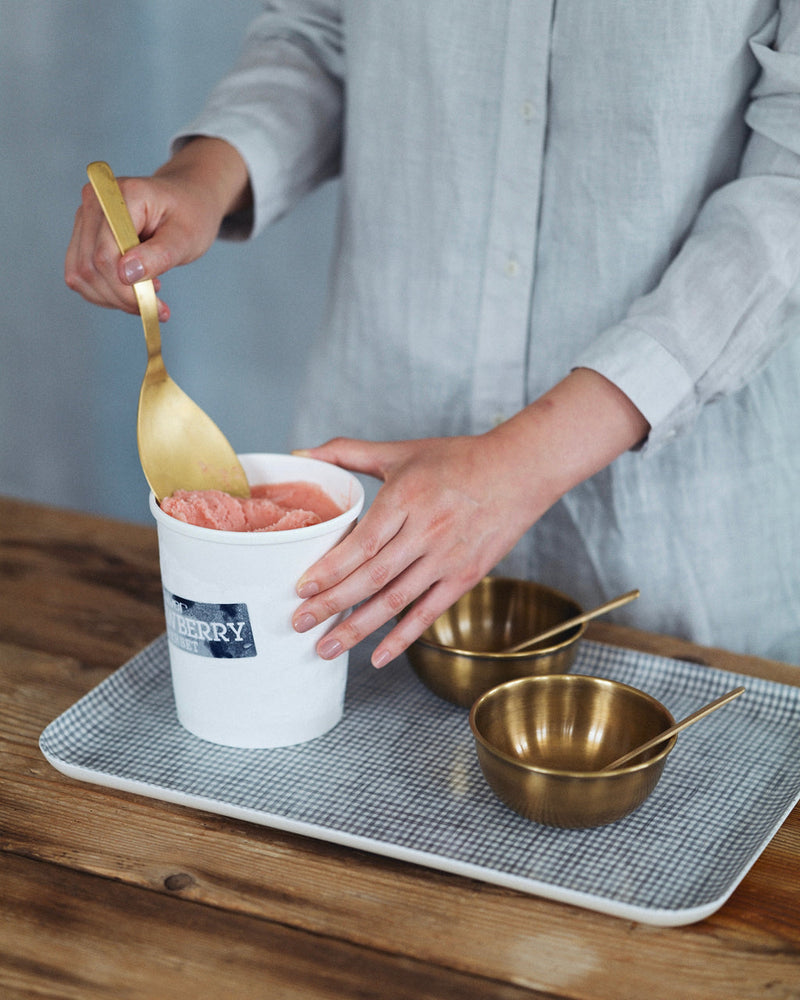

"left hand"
[291,369,650,668]
[291,431,548,668]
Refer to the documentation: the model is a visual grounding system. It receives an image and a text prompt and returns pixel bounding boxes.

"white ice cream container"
[149,453,365,748]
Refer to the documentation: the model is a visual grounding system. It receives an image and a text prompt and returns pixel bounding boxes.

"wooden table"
[1,495,799,999]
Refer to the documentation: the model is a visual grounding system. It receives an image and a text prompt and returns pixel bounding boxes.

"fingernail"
[122,257,145,283]
[297,580,319,599]
[317,637,344,660]
[292,449,312,457]
[293,612,317,633]
[372,649,391,669]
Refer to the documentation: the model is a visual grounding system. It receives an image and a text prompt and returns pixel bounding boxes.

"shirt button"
[492,413,505,428]
[521,100,534,122]
[505,257,520,277]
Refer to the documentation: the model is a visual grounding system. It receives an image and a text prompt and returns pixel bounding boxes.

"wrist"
[155,136,252,220]
[486,368,650,515]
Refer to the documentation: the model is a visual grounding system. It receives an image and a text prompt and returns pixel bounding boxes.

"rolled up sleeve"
[172,0,345,240]
[575,3,800,452]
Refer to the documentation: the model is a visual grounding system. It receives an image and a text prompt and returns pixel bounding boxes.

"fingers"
[293,501,414,642]
[301,557,434,666]
[65,179,172,319]
[299,538,488,669]
[295,476,409,599]
[368,575,485,668]
[323,567,485,670]
[296,524,410,603]
[65,184,138,314]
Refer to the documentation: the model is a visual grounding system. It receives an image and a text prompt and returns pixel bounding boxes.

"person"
[66,2,800,669]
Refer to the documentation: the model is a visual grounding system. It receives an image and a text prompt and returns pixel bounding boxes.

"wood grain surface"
[1,496,799,999]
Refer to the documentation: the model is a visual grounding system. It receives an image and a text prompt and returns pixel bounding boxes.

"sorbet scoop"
[86,161,249,503]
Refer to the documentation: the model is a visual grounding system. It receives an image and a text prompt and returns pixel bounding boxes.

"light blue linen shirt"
[176,1,800,662]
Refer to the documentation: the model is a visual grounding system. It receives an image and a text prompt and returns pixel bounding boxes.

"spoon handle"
[87,161,163,364]
[503,589,640,654]
[87,160,140,253]
[599,686,746,772]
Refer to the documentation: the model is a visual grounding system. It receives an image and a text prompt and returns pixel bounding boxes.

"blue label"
[162,588,257,659]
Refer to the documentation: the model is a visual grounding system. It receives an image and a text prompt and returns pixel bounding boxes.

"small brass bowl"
[469,674,676,828]
[406,577,585,707]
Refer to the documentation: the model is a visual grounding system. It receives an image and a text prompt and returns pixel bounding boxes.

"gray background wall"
[1,1,338,524]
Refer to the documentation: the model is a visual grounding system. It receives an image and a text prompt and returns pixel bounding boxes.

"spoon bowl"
[86,161,249,502]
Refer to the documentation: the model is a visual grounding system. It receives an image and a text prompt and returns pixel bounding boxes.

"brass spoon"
[502,588,640,654]
[86,161,249,503]
[599,686,746,771]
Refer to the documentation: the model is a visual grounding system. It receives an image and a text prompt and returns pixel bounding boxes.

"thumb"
[117,250,149,285]
[117,248,170,321]
[294,438,409,481]
[117,236,179,286]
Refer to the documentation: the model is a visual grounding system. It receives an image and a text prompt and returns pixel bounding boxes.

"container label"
[162,588,257,659]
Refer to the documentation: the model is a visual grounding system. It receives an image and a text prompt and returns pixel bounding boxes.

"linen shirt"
[176,1,800,661]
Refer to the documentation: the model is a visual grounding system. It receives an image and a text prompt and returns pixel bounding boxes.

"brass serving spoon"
[599,686,746,771]
[86,161,249,503]
[502,588,640,654]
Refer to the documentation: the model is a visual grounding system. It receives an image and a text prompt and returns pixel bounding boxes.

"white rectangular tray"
[40,636,800,926]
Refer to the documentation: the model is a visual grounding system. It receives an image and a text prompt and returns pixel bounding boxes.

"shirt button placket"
[470,0,555,435]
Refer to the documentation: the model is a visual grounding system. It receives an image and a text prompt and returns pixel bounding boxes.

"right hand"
[64,137,251,320]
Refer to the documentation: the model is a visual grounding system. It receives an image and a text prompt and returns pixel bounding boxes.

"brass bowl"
[406,577,585,708]
[469,674,676,828]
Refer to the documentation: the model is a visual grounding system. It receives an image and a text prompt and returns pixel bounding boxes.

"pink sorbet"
[160,482,344,532]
